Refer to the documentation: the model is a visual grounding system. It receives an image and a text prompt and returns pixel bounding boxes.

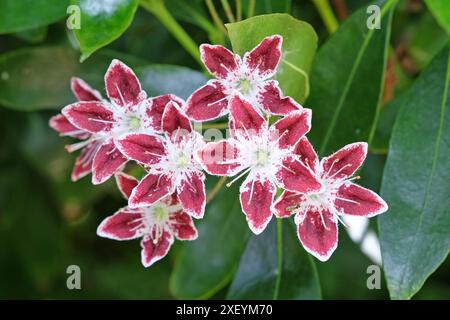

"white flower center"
[255,148,270,166]
[152,132,203,188]
[128,115,141,131]
[237,78,252,94]
[175,152,190,169]
[153,205,169,223]
[227,128,290,186]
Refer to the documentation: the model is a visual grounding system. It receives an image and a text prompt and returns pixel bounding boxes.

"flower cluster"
[50,35,388,265]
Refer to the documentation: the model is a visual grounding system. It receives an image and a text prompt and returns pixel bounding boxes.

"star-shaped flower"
[116,101,206,219]
[272,138,388,261]
[49,77,103,181]
[196,95,322,234]
[186,35,300,121]
[60,59,183,184]
[97,172,198,267]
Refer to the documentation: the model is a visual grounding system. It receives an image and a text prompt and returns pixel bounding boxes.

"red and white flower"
[116,101,206,219]
[97,172,198,267]
[186,35,300,121]
[196,95,322,234]
[272,138,388,261]
[60,59,183,184]
[49,77,103,181]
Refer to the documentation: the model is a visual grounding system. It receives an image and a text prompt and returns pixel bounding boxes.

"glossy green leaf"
[72,0,139,61]
[227,220,321,299]
[0,0,69,34]
[170,179,250,299]
[425,0,450,36]
[15,26,48,44]
[226,13,317,103]
[371,93,407,153]
[136,65,208,100]
[409,12,449,70]
[306,0,396,156]
[379,46,450,300]
[0,46,206,111]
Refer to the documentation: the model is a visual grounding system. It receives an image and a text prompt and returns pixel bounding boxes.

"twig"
[206,176,228,204]
[205,0,228,35]
[221,0,235,23]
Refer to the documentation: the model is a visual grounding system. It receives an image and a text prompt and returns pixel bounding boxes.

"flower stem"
[206,176,228,204]
[205,0,228,35]
[140,0,201,65]
[312,0,339,34]
[247,0,256,18]
[273,218,283,300]
[221,0,235,23]
[235,0,242,21]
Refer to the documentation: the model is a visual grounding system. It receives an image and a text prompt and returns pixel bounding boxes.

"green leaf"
[14,26,48,44]
[226,13,317,103]
[0,0,69,34]
[0,164,62,292]
[170,179,250,299]
[379,46,450,300]
[136,65,208,100]
[371,93,407,154]
[0,46,205,111]
[227,220,321,299]
[409,12,449,70]
[72,0,139,61]
[425,0,450,36]
[306,0,396,156]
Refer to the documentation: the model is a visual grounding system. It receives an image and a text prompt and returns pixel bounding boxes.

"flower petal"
[169,211,198,240]
[71,77,102,101]
[104,59,145,107]
[129,173,175,208]
[258,80,301,115]
[229,95,266,137]
[62,101,114,133]
[186,80,229,121]
[297,209,338,262]
[147,94,184,131]
[97,208,144,241]
[200,44,238,79]
[49,114,90,139]
[239,177,275,234]
[321,142,368,181]
[270,108,311,150]
[177,171,206,219]
[162,101,192,139]
[276,156,323,193]
[272,191,304,218]
[141,230,174,267]
[71,141,101,181]
[92,141,128,185]
[196,139,243,176]
[116,133,166,166]
[335,182,388,217]
[293,137,319,173]
[244,35,282,78]
[115,172,139,200]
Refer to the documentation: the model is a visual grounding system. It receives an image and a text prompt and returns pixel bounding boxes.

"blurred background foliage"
[0,0,449,299]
